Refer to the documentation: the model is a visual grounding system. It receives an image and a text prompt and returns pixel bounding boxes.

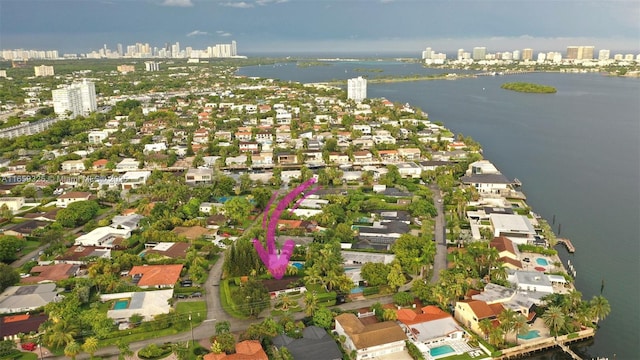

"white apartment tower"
[52,79,97,119]
[347,76,367,102]
[598,49,610,60]
[145,61,160,71]
[34,65,54,77]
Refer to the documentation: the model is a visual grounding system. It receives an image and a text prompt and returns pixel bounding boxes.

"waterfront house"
[489,214,536,245]
[454,299,504,336]
[460,173,513,195]
[334,313,407,360]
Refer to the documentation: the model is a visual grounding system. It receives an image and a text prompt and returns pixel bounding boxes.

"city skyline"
[1,0,638,54]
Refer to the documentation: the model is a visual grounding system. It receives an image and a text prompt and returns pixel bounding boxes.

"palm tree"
[304,292,319,317]
[488,326,505,348]
[64,340,81,360]
[44,320,79,349]
[382,308,398,321]
[542,305,566,340]
[117,339,134,360]
[513,313,529,345]
[498,308,517,344]
[478,318,493,340]
[82,337,99,358]
[590,295,611,325]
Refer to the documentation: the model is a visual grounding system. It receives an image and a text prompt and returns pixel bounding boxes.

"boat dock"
[495,328,594,359]
[558,238,576,253]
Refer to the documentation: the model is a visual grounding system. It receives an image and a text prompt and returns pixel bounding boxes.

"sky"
[0,0,639,55]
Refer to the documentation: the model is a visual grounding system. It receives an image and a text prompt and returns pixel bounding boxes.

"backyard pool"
[517,330,541,340]
[430,345,455,357]
[536,258,549,266]
[113,299,129,310]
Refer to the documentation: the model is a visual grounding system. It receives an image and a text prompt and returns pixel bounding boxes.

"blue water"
[536,258,549,266]
[291,262,304,270]
[113,300,129,310]
[518,330,541,340]
[430,345,455,356]
[238,61,640,360]
[350,286,364,294]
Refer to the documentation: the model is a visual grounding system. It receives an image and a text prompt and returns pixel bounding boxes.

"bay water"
[237,61,640,359]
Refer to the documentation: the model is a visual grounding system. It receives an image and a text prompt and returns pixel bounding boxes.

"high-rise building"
[582,46,595,60]
[347,76,367,102]
[422,47,432,59]
[145,61,160,71]
[598,49,610,60]
[566,46,579,59]
[522,48,533,61]
[566,46,594,60]
[231,41,237,56]
[34,65,54,77]
[52,79,96,119]
[457,49,464,60]
[117,43,123,56]
[472,47,486,61]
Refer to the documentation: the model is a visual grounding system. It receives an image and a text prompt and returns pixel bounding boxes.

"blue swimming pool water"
[291,262,304,269]
[430,345,455,356]
[536,258,549,266]
[517,330,540,340]
[350,286,364,294]
[113,299,129,310]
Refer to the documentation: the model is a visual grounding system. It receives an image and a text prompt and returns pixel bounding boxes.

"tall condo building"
[52,79,97,119]
[472,47,487,61]
[598,49,610,60]
[347,76,367,102]
[145,61,160,71]
[522,48,534,61]
[34,65,54,77]
[566,46,595,60]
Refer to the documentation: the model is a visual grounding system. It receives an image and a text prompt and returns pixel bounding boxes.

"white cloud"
[216,30,233,37]
[220,1,253,8]
[161,0,194,7]
[187,30,209,37]
[256,0,289,5]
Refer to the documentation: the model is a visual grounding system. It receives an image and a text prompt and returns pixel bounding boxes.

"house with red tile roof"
[129,264,183,288]
[203,340,268,360]
[22,263,79,284]
[454,299,504,336]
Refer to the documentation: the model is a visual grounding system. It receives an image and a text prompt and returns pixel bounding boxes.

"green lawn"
[219,279,249,319]
[2,351,38,360]
[176,301,207,323]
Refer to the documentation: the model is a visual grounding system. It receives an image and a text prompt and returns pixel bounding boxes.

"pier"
[558,238,576,253]
[496,328,594,359]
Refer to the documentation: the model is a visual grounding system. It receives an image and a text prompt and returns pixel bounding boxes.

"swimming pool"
[350,286,364,294]
[430,345,455,357]
[517,329,540,340]
[113,299,129,310]
[536,258,549,266]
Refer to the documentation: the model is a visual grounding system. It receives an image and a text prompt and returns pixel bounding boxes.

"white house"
[101,289,173,323]
[0,197,25,212]
[185,168,213,185]
[489,213,536,244]
[88,130,109,144]
[61,160,86,173]
[74,226,131,248]
[120,171,151,190]
[116,158,140,172]
[143,142,167,154]
[56,191,92,208]
[396,162,422,179]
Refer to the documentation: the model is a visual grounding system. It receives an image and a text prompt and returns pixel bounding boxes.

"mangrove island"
[501,82,558,93]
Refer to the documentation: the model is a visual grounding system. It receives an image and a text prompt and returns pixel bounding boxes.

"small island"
[501,82,557,93]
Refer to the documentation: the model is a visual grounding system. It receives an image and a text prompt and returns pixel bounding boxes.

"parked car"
[175,294,188,299]
[191,292,202,298]
[21,342,37,351]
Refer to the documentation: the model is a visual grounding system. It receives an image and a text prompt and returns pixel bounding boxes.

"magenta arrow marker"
[253,177,318,279]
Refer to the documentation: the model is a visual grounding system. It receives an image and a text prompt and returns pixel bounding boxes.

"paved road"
[429,184,447,284]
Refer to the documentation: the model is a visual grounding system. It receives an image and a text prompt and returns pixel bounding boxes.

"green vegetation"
[500,82,557,93]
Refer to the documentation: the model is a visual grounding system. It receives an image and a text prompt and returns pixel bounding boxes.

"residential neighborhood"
[0,58,609,360]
